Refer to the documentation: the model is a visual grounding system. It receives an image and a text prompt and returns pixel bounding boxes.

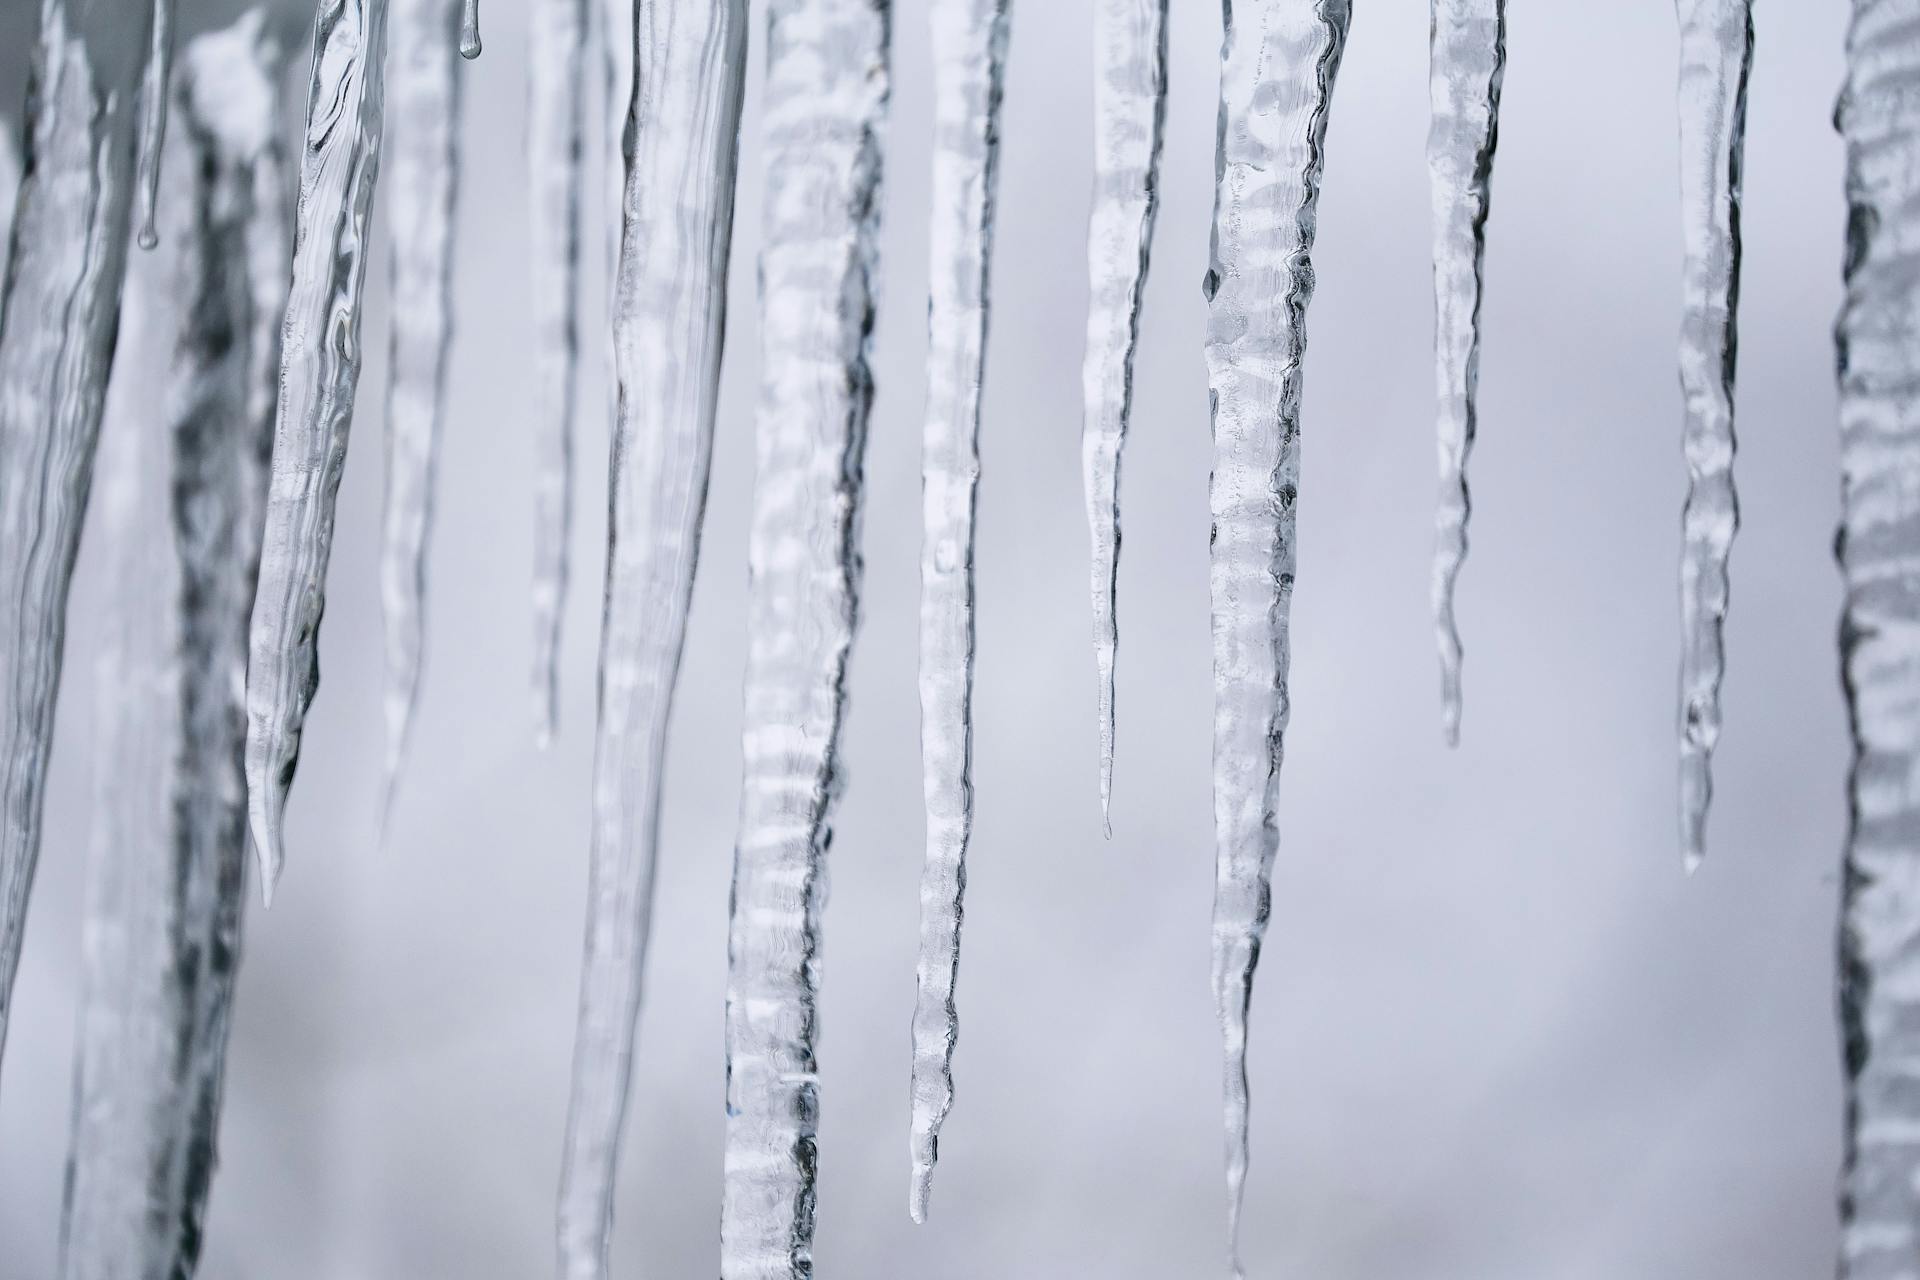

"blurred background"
[0,2,1853,1276]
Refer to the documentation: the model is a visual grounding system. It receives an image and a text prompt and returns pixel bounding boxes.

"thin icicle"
[0,0,155,1066]
[554,2,746,1276]
[0,121,19,327]
[133,0,177,251]
[909,0,1010,1226]
[1428,0,1504,747]
[1673,0,1753,870]
[1204,3,1349,1276]
[1837,3,1920,1274]
[528,0,588,747]
[459,0,480,58]
[722,3,889,1274]
[60,18,292,1278]
[245,0,390,896]
[1082,0,1166,828]
[378,0,462,823]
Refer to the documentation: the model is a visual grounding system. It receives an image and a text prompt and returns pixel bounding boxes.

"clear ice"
[60,16,292,1278]
[1837,1,1920,1275]
[1204,1,1349,1275]
[1081,0,1167,827]
[460,0,481,60]
[0,0,156,1065]
[721,3,889,1274]
[554,1,746,1275]
[1674,0,1753,869]
[133,0,177,252]
[378,0,463,820]
[1427,0,1504,747]
[244,0,390,896]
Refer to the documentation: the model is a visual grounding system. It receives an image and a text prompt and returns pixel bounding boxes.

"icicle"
[1204,2,1349,1275]
[1836,2,1920,1274]
[1081,0,1166,828]
[528,0,587,747]
[722,3,890,1273]
[59,17,292,1278]
[244,0,390,896]
[1673,0,1752,870]
[554,2,746,1275]
[0,121,18,327]
[1427,0,1504,747]
[133,0,177,251]
[0,0,156,1065]
[459,0,481,59]
[909,0,1011,1226]
[378,0,462,823]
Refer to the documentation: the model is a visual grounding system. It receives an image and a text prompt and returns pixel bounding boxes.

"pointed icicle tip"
[459,0,481,59]
[249,800,284,908]
[908,1159,932,1225]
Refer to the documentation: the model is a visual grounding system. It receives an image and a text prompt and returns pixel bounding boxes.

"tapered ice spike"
[1204,1,1349,1273]
[1673,0,1753,869]
[245,0,391,897]
[1428,0,1505,747]
[1082,0,1167,829]
[134,0,178,250]
[910,0,1011,1225]
[555,2,747,1276]
[460,0,481,58]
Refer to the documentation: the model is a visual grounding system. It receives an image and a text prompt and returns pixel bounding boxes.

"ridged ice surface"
[909,0,1010,1226]
[1203,2,1348,1275]
[133,0,177,250]
[1674,0,1753,869]
[1081,0,1166,825]
[60,19,290,1278]
[378,0,462,820]
[722,4,889,1273]
[554,2,745,1275]
[528,0,587,746]
[1837,3,1920,1275]
[1427,0,1504,746]
[0,0,153,1065]
[245,0,390,896]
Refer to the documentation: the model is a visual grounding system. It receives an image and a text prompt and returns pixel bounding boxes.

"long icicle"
[0,0,156,1067]
[59,16,293,1277]
[378,0,463,823]
[1427,0,1504,746]
[133,0,177,251]
[245,0,390,897]
[1082,0,1167,828]
[722,3,890,1273]
[554,2,747,1275]
[1836,1,1920,1273]
[528,0,588,747]
[1674,0,1753,869]
[1205,3,1349,1276]
[909,0,1010,1225]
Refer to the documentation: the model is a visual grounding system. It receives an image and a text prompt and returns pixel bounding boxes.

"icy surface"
[1427,0,1504,746]
[1203,1,1348,1274]
[554,2,746,1275]
[244,0,390,896]
[1674,0,1752,868]
[528,0,587,745]
[60,18,291,1278]
[133,0,177,251]
[721,3,889,1272]
[0,0,155,1065]
[378,0,462,820]
[1838,2,1920,1274]
[1081,0,1166,826]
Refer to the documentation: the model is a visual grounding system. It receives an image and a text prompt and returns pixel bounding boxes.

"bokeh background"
[0,2,1853,1276]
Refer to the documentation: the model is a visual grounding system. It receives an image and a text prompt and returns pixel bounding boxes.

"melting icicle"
[910,0,1011,1226]
[1428,0,1504,747]
[1673,0,1753,870]
[133,0,177,251]
[1204,2,1349,1275]
[245,0,390,896]
[459,0,480,59]
[554,2,746,1275]
[1837,2,1920,1274]
[722,3,890,1273]
[60,17,292,1278]
[378,0,462,821]
[1082,0,1167,827]
[0,0,156,1064]
[528,0,587,747]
